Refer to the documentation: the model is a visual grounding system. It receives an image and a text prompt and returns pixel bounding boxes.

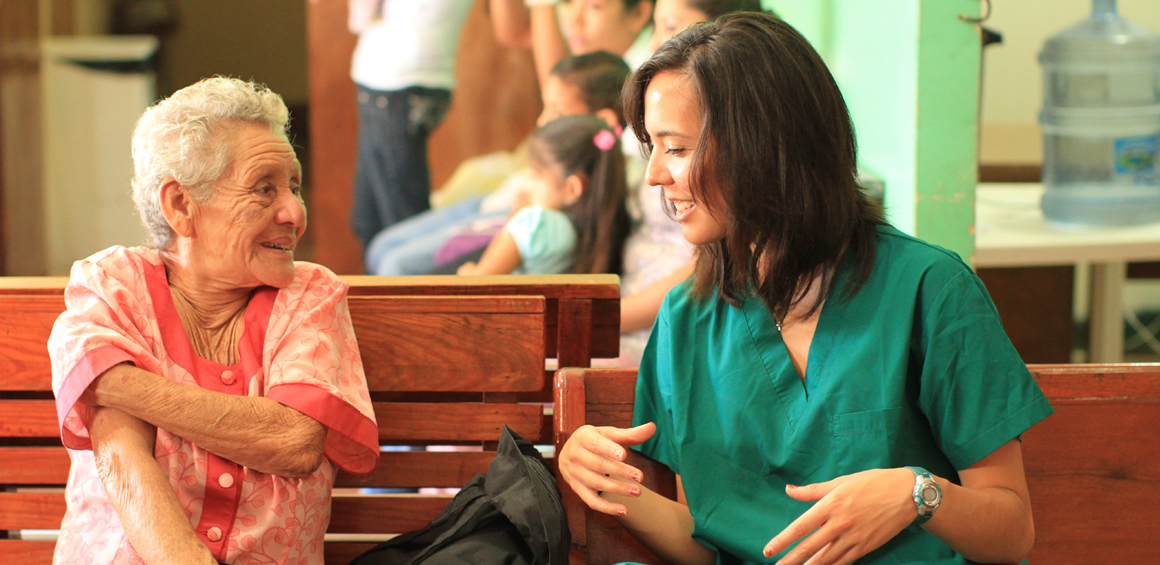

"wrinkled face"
[562,0,651,57]
[190,123,306,288]
[539,75,593,127]
[647,0,709,52]
[644,70,725,245]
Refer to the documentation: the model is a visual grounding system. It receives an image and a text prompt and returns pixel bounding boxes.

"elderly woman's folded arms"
[48,77,378,565]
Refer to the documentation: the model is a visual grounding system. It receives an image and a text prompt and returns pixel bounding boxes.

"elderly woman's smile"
[169,123,307,290]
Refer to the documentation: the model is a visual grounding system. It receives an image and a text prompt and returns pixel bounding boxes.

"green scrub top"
[631,226,1054,565]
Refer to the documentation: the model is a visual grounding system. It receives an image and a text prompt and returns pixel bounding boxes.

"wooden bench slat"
[2,401,546,442]
[0,540,57,563]
[0,447,494,489]
[0,494,467,535]
[0,401,59,438]
[0,447,70,485]
[375,402,545,443]
[0,295,64,391]
[334,451,492,488]
[0,492,67,530]
[327,496,451,534]
[352,297,546,392]
[345,276,621,359]
[324,542,378,564]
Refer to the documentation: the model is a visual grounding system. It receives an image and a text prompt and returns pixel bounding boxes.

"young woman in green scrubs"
[557,12,1054,565]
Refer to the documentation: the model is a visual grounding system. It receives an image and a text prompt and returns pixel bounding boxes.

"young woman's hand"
[762,468,916,565]
[557,423,657,516]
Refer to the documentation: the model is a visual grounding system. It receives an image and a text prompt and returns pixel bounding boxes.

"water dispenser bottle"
[1039,0,1160,225]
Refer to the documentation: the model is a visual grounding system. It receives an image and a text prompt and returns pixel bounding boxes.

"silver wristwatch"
[906,466,941,525]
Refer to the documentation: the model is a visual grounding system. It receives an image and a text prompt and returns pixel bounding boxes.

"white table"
[975,183,1160,362]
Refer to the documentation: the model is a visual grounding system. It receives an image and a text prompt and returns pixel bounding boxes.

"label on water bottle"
[1113,134,1158,183]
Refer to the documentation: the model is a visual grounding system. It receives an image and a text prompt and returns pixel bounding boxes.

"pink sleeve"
[48,252,153,450]
[265,269,379,474]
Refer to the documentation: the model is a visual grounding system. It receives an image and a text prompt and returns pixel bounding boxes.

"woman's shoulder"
[288,261,347,294]
[871,225,976,285]
[68,246,159,287]
[657,277,719,325]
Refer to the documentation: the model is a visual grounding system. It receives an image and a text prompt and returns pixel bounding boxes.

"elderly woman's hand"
[558,423,656,516]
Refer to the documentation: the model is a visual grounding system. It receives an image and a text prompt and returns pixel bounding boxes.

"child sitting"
[364,51,632,276]
[458,115,630,275]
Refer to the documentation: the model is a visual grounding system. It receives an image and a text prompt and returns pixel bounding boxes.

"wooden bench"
[0,274,620,564]
[553,365,1160,565]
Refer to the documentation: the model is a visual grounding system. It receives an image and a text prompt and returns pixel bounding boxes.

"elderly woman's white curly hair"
[132,77,291,249]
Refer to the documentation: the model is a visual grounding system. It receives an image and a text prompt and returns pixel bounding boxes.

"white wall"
[982,0,1160,127]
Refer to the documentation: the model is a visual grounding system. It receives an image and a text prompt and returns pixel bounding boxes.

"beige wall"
[982,0,1160,127]
[158,0,308,105]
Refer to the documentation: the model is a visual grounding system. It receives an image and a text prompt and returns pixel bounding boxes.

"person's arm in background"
[488,0,533,48]
[347,0,381,34]
[90,407,217,565]
[85,363,327,478]
[458,230,523,275]
[620,259,693,333]
[529,2,571,88]
[488,0,568,85]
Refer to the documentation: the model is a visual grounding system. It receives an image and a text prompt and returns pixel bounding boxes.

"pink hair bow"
[593,129,618,152]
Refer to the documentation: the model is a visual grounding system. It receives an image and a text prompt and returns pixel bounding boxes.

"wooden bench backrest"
[0,274,620,564]
[554,365,1160,565]
[1022,364,1160,563]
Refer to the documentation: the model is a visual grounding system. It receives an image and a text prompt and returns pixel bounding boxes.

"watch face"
[921,485,940,505]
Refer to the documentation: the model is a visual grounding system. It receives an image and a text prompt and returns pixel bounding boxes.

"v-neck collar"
[742,294,834,429]
[143,259,276,390]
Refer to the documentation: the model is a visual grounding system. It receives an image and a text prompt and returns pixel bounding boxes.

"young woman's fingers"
[764,501,828,558]
[773,524,836,565]
[596,422,656,448]
[559,442,641,496]
[569,466,636,515]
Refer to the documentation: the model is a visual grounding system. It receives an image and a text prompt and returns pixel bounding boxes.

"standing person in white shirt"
[347,0,475,248]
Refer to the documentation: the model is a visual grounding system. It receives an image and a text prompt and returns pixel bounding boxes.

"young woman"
[458,115,631,275]
[558,13,1051,565]
[617,0,767,364]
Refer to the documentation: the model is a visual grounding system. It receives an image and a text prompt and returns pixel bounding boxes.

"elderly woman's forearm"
[92,363,327,477]
[91,407,217,565]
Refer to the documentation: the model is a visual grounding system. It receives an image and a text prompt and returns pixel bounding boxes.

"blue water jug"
[1039,0,1160,225]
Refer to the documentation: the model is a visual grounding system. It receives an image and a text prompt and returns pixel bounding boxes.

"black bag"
[349,426,570,565]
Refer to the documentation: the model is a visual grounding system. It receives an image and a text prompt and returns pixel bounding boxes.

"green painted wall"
[765,0,981,264]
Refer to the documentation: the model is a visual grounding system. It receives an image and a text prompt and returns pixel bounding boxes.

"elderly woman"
[48,78,378,565]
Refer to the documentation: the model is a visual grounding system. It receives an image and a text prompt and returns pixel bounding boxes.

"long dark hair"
[622,12,884,322]
[528,115,631,275]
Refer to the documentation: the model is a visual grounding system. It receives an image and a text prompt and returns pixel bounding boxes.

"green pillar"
[914,0,981,265]
[767,0,981,264]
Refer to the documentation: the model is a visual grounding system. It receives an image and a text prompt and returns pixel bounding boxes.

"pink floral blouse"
[48,246,379,564]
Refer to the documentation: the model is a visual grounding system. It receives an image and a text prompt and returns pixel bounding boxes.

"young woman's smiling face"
[643,70,726,246]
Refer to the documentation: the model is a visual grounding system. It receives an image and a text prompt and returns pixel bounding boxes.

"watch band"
[906,466,942,525]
